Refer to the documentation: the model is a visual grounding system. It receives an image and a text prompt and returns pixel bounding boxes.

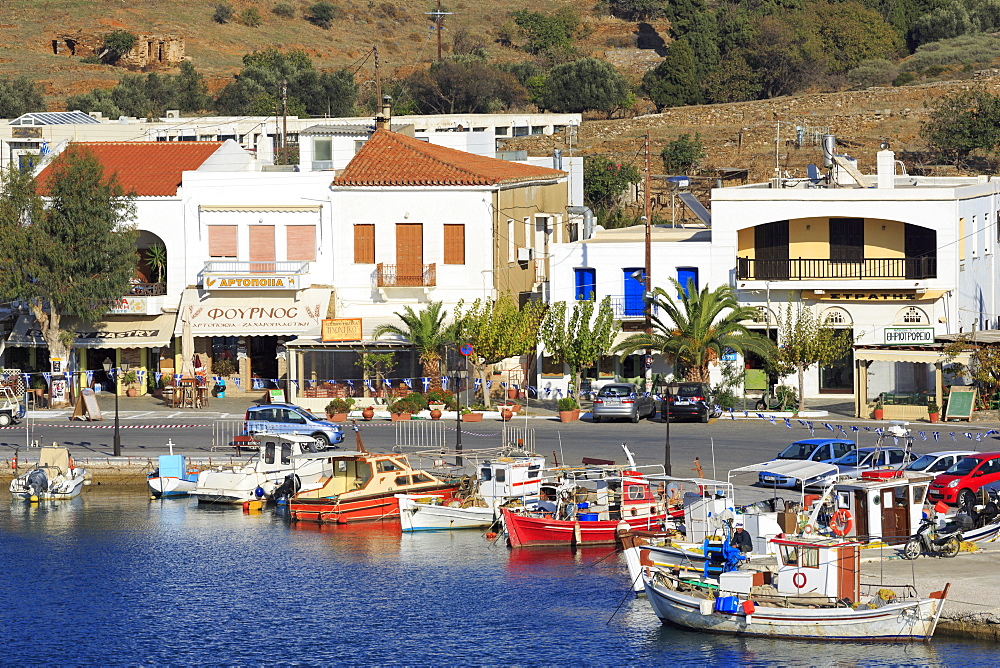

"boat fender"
[829,509,853,537]
[254,486,266,499]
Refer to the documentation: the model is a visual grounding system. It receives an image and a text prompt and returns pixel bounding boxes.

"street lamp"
[663,379,680,475]
[103,357,128,457]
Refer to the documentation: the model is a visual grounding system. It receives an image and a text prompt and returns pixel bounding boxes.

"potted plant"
[144,243,167,285]
[873,397,884,420]
[927,400,940,423]
[362,405,375,420]
[425,389,455,411]
[558,397,579,423]
[122,370,140,397]
[325,397,354,422]
[461,406,484,422]
[213,358,237,378]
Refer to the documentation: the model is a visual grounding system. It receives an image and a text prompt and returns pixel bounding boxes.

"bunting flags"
[933,431,940,442]
[364,379,375,393]
[441,377,449,390]
[823,423,834,432]
[950,432,957,441]
[783,418,792,428]
[421,377,430,392]
[918,431,927,440]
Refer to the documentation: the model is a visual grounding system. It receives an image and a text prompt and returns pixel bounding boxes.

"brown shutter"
[208,225,237,257]
[443,224,465,264]
[286,225,316,261]
[354,224,374,264]
[249,225,275,271]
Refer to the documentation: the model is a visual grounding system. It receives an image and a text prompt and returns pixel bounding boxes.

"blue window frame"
[575,268,596,300]
[677,267,699,297]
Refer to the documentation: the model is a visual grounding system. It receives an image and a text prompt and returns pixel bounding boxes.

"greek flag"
[174,374,182,382]
[987,430,998,436]
[949,432,957,441]
[767,416,776,424]
[290,379,299,387]
[918,431,927,440]
[783,418,792,428]
[851,426,859,432]
[975,433,982,442]
[933,431,940,442]
[729,408,736,420]
[798,420,807,426]
[474,378,482,390]
[755,413,765,420]
[528,386,537,396]
[441,377,449,390]
[838,425,848,436]
[485,380,493,390]
[500,382,508,389]
[401,378,412,389]
[823,423,834,432]
[965,432,973,440]
[87,370,95,385]
[43,372,52,382]
[555,388,563,398]
[364,379,375,392]
[346,379,355,389]
[875,428,883,435]
[421,377,430,392]
[863,426,871,432]
[893,435,899,445]
[544,387,551,396]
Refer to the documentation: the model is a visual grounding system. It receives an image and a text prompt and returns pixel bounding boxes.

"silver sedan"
[591,383,657,423]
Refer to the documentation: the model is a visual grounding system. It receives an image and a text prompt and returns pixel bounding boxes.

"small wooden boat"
[288,449,457,524]
[502,459,669,547]
[642,535,950,641]
[10,446,88,501]
[148,440,199,498]
[398,454,545,532]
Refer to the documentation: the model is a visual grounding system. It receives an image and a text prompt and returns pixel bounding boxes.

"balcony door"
[904,224,937,279]
[754,221,788,279]
[396,223,423,286]
[249,225,275,272]
[623,268,645,316]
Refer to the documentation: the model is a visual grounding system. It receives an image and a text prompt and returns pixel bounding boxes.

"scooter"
[901,516,965,559]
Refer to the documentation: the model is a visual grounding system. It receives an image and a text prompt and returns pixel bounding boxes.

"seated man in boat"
[732,521,754,556]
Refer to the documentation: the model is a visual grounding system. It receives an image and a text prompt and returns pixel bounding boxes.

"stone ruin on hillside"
[51,32,185,69]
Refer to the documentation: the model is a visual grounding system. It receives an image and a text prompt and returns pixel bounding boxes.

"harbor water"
[1,491,996,666]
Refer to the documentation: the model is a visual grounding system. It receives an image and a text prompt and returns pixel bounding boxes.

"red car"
[927,452,1000,507]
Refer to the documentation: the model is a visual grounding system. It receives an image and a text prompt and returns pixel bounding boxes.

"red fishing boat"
[288,448,458,524]
[502,461,668,547]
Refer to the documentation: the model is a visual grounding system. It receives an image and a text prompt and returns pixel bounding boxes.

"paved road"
[6,410,1000,483]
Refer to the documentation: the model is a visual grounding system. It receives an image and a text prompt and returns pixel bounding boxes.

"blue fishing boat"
[148,444,199,498]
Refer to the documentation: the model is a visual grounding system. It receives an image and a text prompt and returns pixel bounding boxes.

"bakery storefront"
[175,288,332,393]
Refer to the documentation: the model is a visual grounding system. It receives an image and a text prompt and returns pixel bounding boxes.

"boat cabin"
[156,454,190,479]
[832,475,931,543]
[253,433,327,473]
[773,536,860,601]
[537,465,665,521]
[479,455,544,504]
[292,450,445,499]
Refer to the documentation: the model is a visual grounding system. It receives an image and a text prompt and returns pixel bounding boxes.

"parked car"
[928,452,1000,507]
[755,439,856,488]
[244,404,344,448]
[661,382,720,423]
[832,446,915,479]
[905,451,978,475]
[591,383,656,423]
[0,386,26,427]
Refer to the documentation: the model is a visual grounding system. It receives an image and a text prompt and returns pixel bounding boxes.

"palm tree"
[372,301,457,390]
[614,278,775,383]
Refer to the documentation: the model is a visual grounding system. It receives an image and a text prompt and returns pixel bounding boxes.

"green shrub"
[893,71,917,86]
[714,388,738,409]
[901,34,1000,72]
[80,55,102,65]
[325,397,355,414]
[239,7,263,26]
[308,1,341,28]
[272,2,295,18]
[102,30,137,64]
[213,3,234,23]
[846,59,898,88]
[557,397,579,411]
[390,392,428,414]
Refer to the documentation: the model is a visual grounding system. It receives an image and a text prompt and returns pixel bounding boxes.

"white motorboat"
[642,535,950,641]
[10,446,88,501]
[192,433,329,505]
[398,454,545,532]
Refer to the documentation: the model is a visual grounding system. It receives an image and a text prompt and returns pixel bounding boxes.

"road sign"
[645,355,653,369]
[460,344,474,357]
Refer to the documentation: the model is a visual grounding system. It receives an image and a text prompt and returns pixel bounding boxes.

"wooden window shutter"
[249,225,275,262]
[286,225,316,261]
[354,224,375,264]
[443,224,465,264]
[208,225,237,257]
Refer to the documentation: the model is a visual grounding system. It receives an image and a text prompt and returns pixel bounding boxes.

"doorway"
[250,336,279,385]
[623,268,645,317]
[396,223,424,286]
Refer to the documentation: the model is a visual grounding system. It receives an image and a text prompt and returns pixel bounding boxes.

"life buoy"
[802,524,814,535]
[793,572,807,589]
[829,509,853,537]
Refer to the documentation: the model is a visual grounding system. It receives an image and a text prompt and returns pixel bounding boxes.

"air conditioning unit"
[517,247,534,262]
[165,109,181,119]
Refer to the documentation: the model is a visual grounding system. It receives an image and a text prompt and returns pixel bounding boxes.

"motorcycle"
[901,515,967,559]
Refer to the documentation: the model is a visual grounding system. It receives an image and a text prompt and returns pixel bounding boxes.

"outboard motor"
[272,474,301,501]
[27,468,49,496]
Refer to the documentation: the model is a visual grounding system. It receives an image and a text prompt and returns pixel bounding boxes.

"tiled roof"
[36,142,225,196]
[331,129,565,187]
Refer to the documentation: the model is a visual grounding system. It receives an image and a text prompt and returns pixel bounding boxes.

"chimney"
[877,142,895,189]
[375,95,392,131]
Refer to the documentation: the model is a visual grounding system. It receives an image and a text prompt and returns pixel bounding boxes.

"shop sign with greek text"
[883,327,935,345]
[203,275,300,290]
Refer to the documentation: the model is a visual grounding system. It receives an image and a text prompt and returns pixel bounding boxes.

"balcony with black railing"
[736,257,936,281]
[376,263,437,288]
[609,296,659,319]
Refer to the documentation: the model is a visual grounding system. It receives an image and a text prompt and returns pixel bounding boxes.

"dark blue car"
[244,404,344,449]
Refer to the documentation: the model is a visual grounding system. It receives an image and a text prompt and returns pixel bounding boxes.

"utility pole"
[280,79,288,165]
[644,130,653,394]
[425,0,453,61]
[373,46,382,108]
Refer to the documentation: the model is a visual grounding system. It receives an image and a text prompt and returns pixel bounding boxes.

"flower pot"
[506,403,522,414]
[572,408,580,420]
[391,412,411,422]
[873,408,884,420]
[327,412,348,422]
[462,412,483,422]
[428,403,446,412]
[559,410,577,423]
[507,388,518,400]
[126,388,138,398]
[430,408,442,420]
[929,412,939,423]
[500,408,513,421]
[362,406,375,421]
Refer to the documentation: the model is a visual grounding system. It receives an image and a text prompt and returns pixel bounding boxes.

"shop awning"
[6,313,178,348]
[852,346,971,365]
[176,288,332,337]
[285,316,416,348]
